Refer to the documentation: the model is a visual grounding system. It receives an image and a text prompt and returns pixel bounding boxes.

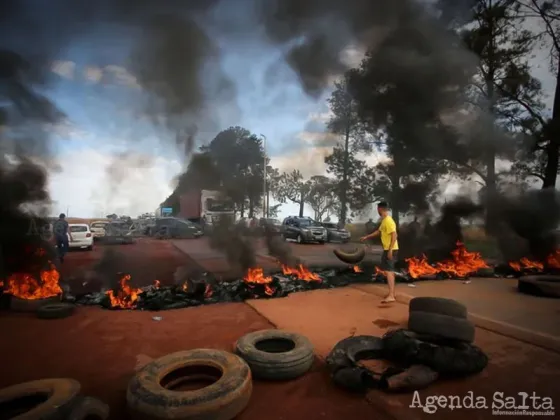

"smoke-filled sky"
[2,0,556,220]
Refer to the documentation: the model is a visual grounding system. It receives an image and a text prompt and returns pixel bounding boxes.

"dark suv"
[281,216,327,244]
[322,222,351,243]
[151,217,203,239]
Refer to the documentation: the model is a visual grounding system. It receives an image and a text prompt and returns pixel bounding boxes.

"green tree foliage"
[326,73,367,224]
[306,175,338,221]
[345,12,465,225]
[457,0,544,196]
[275,170,310,217]
[324,145,377,212]
[163,126,272,217]
[512,0,560,187]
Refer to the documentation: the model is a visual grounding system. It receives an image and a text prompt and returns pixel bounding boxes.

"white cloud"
[48,148,181,218]
[307,111,333,123]
[51,61,141,89]
[297,130,340,147]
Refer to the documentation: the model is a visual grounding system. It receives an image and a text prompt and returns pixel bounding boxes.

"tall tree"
[512,0,560,187]
[324,146,378,212]
[275,170,310,217]
[326,73,365,224]
[305,175,338,221]
[458,0,544,201]
[346,12,466,225]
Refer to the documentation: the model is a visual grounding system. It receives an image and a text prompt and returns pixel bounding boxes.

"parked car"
[68,224,94,250]
[259,218,282,235]
[90,221,109,240]
[152,217,203,239]
[322,222,351,243]
[281,216,327,244]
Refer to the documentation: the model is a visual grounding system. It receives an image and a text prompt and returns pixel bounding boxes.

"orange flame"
[153,280,161,288]
[353,265,362,273]
[508,257,544,272]
[182,282,189,292]
[281,264,321,282]
[406,255,438,279]
[106,274,142,309]
[5,262,62,300]
[508,249,560,272]
[243,267,275,296]
[406,242,488,278]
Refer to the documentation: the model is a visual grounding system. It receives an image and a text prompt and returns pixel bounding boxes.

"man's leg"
[382,250,397,303]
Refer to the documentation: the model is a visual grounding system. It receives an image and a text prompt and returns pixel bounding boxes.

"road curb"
[352,284,560,354]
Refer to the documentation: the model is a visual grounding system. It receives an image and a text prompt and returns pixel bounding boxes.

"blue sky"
[45,12,337,220]
[41,2,557,221]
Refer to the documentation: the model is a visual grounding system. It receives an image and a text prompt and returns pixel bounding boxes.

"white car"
[90,221,109,239]
[68,224,94,250]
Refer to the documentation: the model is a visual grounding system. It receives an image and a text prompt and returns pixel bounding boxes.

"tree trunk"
[484,5,497,233]
[299,191,305,217]
[248,197,254,218]
[543,63,560,188]
[340,127,350,224]
[266,188,270,217]
[240,201,245,218]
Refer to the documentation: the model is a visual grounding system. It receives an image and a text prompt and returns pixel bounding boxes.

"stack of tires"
[408,297,474,343]
[383,297,488,379]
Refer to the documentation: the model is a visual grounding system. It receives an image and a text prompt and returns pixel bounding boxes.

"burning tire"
[65,396,110,419]
[0,378,81,419]
[382,329,488,377]
[409,297,467,319]
[235,329,314,380]
[333,248,366,265]
[518,275,560,298]
[127,349,252,420]
[36,303,75,319]
[408,311,475,343]
[9,295,61,312]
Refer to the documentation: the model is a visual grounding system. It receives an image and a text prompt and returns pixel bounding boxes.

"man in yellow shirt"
[360,202,399,303]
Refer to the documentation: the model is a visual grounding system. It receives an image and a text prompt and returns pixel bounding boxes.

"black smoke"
[400,189,560,265]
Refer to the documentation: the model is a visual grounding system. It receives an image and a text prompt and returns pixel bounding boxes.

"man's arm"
[387,231,397,255]
[361,229,380,241]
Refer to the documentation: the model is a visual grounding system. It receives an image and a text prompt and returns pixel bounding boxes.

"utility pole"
[260,134,267,217]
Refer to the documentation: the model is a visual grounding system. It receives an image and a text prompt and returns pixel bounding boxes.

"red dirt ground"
[248,287,560,420]
[0,304,389,420]
[0,238,391,420]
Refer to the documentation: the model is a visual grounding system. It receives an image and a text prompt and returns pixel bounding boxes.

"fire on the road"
[406,241,488,278]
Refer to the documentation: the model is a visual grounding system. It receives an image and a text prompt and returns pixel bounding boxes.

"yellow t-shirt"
[379,216,399,251]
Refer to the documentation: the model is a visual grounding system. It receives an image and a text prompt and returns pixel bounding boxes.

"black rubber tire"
[408,297,467,319]
[127,349,252,420]
[296,234,304,244]
[235,329,314,380]
[318,241,325,245]
[0,378,81,419]
[333,247,366,264]
[325,335,384,392]
[518,275,560,298]
[36,303,75,319]
[408,311,475,343]
[476,267,495,277]
[86,245,93,251]
[382,329,488,377]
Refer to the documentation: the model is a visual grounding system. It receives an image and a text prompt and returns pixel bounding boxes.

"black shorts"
[381,250,398,271]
